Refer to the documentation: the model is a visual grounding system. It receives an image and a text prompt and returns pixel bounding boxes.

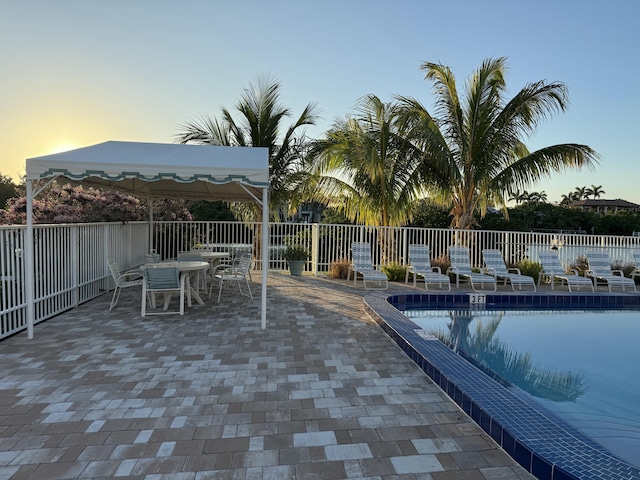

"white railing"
[3,220,640,340]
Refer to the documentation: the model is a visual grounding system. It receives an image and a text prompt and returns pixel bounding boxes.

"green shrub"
[381,262,407,282]
[516,259,542,279]
[329,258,351,279]
[431,254,451,275]
[568,255,589,276]
[610,260,637,279]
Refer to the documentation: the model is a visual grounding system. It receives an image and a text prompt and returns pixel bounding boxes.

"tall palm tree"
[508,189,528,205]
[573,186,588,200]
[586,184,605,199]
[394,57,599,229]
[311,95,424,227]
[175,75,320,220]
[310,95,426,260]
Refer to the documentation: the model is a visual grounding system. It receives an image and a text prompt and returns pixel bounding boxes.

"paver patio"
[0,272,534,479]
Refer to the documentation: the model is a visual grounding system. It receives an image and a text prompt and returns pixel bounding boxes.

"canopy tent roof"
[25,141,270,202]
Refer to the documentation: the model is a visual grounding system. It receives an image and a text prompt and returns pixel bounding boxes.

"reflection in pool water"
[405,308,640,468]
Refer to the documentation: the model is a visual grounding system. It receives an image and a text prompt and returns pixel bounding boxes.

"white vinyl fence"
[2,220,640,340]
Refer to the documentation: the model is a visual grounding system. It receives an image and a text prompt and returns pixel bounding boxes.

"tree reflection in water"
[435,310,587,402]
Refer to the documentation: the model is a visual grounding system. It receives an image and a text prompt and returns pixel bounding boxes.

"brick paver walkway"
[0,272,534,479]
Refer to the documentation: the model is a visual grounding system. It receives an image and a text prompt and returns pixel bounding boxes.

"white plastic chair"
[482,249,536,292]
[144,252,160,263]
[537,251,594,292]
[585,249,636,292]
[631,250,640,283]
[447,246,497,292]
[405,244,450,291]
[108,259,144,311]
[210,253,253,303]
[141,266,188,316]
[349,242,388,290]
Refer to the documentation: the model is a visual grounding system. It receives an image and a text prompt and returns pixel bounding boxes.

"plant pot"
[287,260,305,276]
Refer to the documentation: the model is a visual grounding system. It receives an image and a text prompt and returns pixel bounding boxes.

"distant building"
[571,199,640,215]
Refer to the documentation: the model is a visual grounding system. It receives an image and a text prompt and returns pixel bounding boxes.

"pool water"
[405,308,640,467]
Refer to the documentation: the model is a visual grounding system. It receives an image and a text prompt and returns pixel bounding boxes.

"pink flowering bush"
[0,182,192,224]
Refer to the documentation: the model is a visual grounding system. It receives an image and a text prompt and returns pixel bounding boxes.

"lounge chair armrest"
[508,267,522,274]
[611,269,624,276]
[572,269,583,276]
[485,267,497,275]
[431,266,442,274]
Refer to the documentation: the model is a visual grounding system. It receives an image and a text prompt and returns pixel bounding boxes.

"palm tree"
[508,189,528,205]
[310,95,425,260]
[394,57,599,229]
[586,184,605,199]
[573,186,588,200]
[311,95,425,227]
[175,75,320,220]
[527,191,547,204]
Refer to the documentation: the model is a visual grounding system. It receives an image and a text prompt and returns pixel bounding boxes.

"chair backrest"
[586,250,613,275]
[537,251,565,274]
[234,245,253,259]
[236,253,252,273]
[145,253,160,263]
[144,267,180,290]
[351,242,375,270]
[448,246,473,274]
[107,259,121,282]
[633,249,640,266]
[482,249,509,275]
[408,244,432,270]
[177,252,203,262]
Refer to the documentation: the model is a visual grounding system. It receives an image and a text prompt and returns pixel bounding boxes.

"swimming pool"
[405,308,640,468]
[364,292,640,480]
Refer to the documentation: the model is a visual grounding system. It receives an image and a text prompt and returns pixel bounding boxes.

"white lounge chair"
[585,249,636,292]
[210,253,253,303]
[108,259,144,311]
[141,266,188,316]
[405,244,450,291]
[630,250,640,283]
[447,246,497,292]
[482,249,536,292]
[537,251,594,292]
[349,242,388,290]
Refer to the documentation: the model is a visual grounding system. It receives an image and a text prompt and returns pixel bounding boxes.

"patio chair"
[405,244,450,291]
[482,249,536,292]
[144,252,160,263]
[447,246,497,292]
[349,242,388,290]
[141,266,187,316]
[537,251,594,292]
[630,249,640,282]
[108,259,144,311]
[210,252,253,303]
[585,249,636,292]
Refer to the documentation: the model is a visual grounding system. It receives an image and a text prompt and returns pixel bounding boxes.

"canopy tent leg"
[26,180,35,339]
[261,186,268,329]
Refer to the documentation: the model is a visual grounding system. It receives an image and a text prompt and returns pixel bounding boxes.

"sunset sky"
[2,0,639,203]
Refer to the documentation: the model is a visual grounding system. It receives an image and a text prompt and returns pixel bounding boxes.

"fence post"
[311,223,319,276]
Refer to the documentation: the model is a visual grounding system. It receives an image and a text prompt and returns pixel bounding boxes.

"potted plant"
[282,245,310,276]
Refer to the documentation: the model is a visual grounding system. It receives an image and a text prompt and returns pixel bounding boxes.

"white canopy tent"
[24,141,270,338]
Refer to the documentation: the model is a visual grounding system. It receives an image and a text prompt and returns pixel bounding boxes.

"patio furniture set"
[108,245,253,315]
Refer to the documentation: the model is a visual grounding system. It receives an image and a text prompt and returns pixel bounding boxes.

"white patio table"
[141,261,210,307]
[190,250,231,275]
